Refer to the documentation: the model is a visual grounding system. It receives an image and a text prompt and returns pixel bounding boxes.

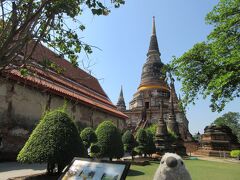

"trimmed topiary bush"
[134,129,156,157]
[122,130,135,151]
[80,127,97,149]
[122,130,136,159]
[95,121,124,160]
[89,143,101,158]
[17,108,87,174]
[230,150,240,160]
[146,130,156,156]
[135,128,148,157]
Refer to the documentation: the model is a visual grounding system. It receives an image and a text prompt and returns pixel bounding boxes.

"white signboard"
[59,158,130,180]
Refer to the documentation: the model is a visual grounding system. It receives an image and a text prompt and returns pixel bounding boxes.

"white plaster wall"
[11,85,48,128]
[0,82,7,116]
[50,95,65,110]
[1,79,126,131]
[0,78,126,161]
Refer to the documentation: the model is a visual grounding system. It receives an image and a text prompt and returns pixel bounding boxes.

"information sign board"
[59,158,130,180]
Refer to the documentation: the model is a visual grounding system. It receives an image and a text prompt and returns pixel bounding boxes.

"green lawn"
[126,160,240,180]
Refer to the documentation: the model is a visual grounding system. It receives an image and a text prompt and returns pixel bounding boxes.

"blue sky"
[75,0,239,134]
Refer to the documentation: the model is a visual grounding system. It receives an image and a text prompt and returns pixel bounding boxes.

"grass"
[126,159,240,180]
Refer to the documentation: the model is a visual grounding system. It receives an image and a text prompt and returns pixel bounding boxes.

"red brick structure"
[194,125,240,157]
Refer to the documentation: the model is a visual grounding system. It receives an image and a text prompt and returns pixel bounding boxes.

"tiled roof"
[2,44,128,119]
[30,43,108,98]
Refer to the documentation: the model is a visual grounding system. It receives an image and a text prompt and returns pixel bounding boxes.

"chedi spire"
[147,16,160,56]
[138,16,167,91]
[116,86,126,111]
[168,77,180,136]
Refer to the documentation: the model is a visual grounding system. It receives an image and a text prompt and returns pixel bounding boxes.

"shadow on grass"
[149,161,160,165]
[127,169,145,176]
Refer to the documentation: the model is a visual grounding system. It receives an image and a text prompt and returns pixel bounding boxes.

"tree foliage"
[146,123,157,136]
[95,121,124,160]
[230,150,240,160]
[0,0,125,71]
[17,108,86,174]
[135,128,148,145]
[134,129,156,156]
[213,112,240,142]
[134,128,147,155]
[80,127,97,149]
[167,128,178,142]
[122,130,136,156]
[145,130,156,155]
[89,143,101,158]
[170,0,240,112]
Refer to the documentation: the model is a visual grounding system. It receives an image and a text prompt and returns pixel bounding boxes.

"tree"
[80,127,97,150]
[95,121,124,160]
[146,123,157,136]
[122,130,136,159]
[213,112,240,142]
[171,0,240,112]
[0,0,125,72]
[17,108,87,174]
[134,128,148,157]
[145,130,156,156]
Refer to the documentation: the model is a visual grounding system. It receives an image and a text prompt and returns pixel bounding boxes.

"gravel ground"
[0,162,46,180]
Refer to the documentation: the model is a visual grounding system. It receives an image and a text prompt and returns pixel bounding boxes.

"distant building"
[194,125,240,157]
[116,17,192,141]
[0,43,127,161]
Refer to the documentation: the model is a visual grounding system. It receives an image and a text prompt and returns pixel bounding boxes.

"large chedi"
[116,17,192,142]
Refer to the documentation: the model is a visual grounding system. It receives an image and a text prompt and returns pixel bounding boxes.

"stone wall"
[124,110,192,141]
[184,141,199,155]
[0,78,125,161]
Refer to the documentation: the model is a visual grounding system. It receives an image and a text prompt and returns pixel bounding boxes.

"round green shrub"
[89,143,101,158]
[146,130,156,155]
[122,130,136,153]
[230,150,240,159]
[95,121,124,160]
[17,109,87,173]
[83,141,90,150]
[80,127,97,149]
[136,128,148,145]
[135,128,148,156]
[134,145,145,155]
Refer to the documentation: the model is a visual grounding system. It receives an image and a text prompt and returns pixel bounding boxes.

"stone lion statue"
[153,153,192,180]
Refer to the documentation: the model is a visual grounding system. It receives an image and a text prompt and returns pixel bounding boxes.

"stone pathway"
[190,154,240,164]
[0,162,46,180]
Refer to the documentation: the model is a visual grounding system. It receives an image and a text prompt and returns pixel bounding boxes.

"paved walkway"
[0,162,46,180]
[190,154,240,164]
